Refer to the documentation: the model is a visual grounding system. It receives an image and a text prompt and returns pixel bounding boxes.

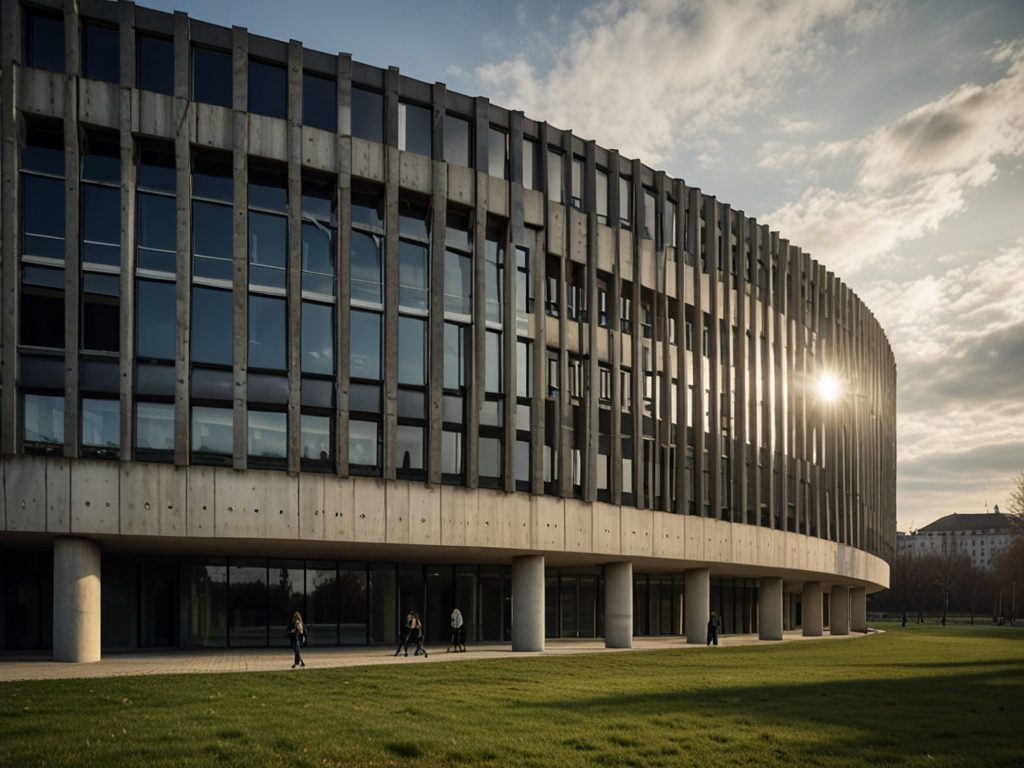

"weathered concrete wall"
[0,455,889,590]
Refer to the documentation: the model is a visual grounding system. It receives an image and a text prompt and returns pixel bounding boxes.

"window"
[516,340,531,399]
[136,279,176,360]
[301,302,333,376]
[443,322,468,390]
[303,72,337,133]
[192,46,232,108]
[192,152,234,282]
[351,231,383,304]
[398,316,426,386]
[619,176,631,228]
[81,273,120,353]
[643,189,656,240]
[301,176,336,294]
[348,420,379,468]
[21,121,65,261]
[135,401,173,458]
[515,246,532,319]
[571,157,583,209]
[485,331,503,394]
[191,406,233,462]
[20,267,64,348]
[248,165,288,290]
[81,131,121,267]
[81,398,119,458]
[665,199,677,248]
[82,21,119,83]
[523,139,538,191]
[599,365,612,403]
[597,280,608,327]
[248,410,287,466]
[545,256,560,318]
[396,425,424,472]
[350,310,381,380]
[23,393,64,452]
[23,7,63,73]
[444,249,472,315]
[444,114,471,167]
[248,58,287,119]
[441,430,462,477]
[399,102,431,156]
[136,191,176,274]
[191,286,232,366]
[137,34,174,95]
[489,127,508,179]
[248,295,286,371]
[398,240,429,311]
[596,169,609,224]
[484,228,504,324]
[300,414,331,469]
[547,149,564,203]
[352,87,383,143]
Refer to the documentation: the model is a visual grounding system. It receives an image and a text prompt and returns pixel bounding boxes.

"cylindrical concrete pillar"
[684,568,710,645]
[604,561,633,648]
[802,581,823,637]
[850,586,867,633]
[53,537,102,663]
[758,576,784,641]
[511,555,545,651]
[831,585,850,636]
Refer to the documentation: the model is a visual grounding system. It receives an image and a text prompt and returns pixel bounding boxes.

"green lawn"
[2,625,1022,768]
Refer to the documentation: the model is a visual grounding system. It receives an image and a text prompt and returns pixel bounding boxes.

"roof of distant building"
[917,512,1014,534]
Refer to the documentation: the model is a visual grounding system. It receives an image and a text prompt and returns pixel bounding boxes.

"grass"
[1,625,1022,767]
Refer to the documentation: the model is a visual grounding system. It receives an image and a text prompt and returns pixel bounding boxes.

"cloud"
[767,41,1024,276]
[473,0,889,167]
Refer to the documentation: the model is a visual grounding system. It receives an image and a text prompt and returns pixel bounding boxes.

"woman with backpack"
[287,611,306,669]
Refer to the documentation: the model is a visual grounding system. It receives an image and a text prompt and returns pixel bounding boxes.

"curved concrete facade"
[0,0,894,659]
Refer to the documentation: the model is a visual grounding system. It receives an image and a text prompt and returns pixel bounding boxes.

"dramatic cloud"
[767,41,1024,276]
[474,0,888,167]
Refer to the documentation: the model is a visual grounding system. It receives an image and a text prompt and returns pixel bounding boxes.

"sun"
[818,374,841,402]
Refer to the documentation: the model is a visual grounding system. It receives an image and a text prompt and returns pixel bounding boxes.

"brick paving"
[0,629,871,682]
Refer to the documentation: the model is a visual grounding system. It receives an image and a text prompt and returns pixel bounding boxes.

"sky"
[141,0,1024,532]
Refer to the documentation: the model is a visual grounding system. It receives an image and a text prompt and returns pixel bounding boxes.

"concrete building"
[897,509,1013,571]
[0,0,896,661]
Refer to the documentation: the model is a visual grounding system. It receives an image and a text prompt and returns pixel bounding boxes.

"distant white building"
[897,507,1014,570]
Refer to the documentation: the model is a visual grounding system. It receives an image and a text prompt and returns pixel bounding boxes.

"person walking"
[706,611,720,646]
[394,610,414,657]
[287,611,306,669]
[449,607,465,652]
[410,611,428,657]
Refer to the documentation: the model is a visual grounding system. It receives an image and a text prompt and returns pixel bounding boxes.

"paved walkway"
[0,629,875,682]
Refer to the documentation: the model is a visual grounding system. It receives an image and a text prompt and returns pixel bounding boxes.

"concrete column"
[53,538,102,663]
[831,585,850,636]
[684,568,710,644]
[851,586,867,633]
[604,562,633,648]
[511,555,544,652]
[802,581,823,637]
[758,577,783,640]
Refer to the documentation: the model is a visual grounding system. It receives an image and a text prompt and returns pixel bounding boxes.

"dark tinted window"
[82,274,120,353]
[248,165,287,212]
[82,22,119,83]
[136,279,176,360]
[398,316,426,386]
[444,114,470,167]
[248,212,286,290]
[248,59,287,119]
[301,302,333,376]
[399,102,431,156]
[488,127,508,180]
[82,184,121,267]
[82,131,120,183]
[191,287,232,365]
[193,152,233,201]
[22,175,65,259]
[23,7,64,73]
[137,34,174,95]
[351,87,383,143]
[81,398,120,456]
[138,144,175,192]
[248,295,286,370]
[21,120,64,175]
[136,193,176,273]
[20,281,64,348]
[192,46,232,107]
[192,202,233,282]
[303,72,336,132]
